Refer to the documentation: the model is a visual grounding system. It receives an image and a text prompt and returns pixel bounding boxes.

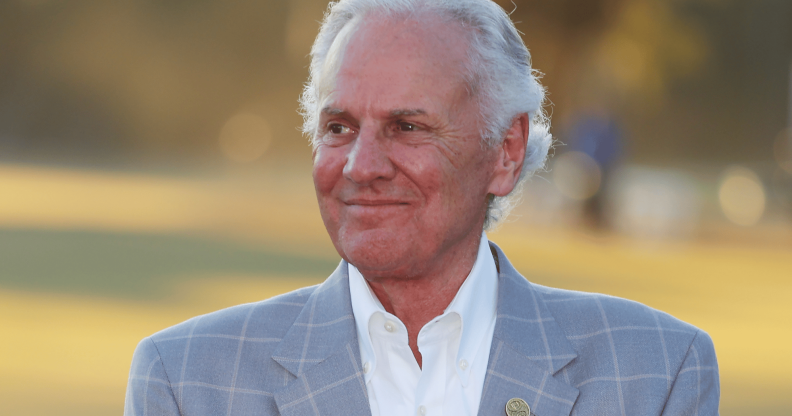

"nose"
[343,128,396,185]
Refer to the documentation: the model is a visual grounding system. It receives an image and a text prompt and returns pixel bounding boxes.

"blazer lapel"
[272,261,371,416]
[478,243,580,416]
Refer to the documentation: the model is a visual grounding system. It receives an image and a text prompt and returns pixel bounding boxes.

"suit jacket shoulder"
[150,283,317,352]
[487,243,720,415]
[535,282,704,360]
[540,285,720,415]
[533,282,716,391]
[126,284,319,416]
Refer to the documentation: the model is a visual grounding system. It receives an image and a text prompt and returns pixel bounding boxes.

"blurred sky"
[0,1,791,415]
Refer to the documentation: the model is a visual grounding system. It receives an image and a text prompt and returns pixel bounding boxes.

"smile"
[344,198,410,206]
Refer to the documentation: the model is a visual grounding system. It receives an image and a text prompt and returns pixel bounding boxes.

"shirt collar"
[348,232,499,385]
[442,231,498,385]
[349,258,385,382]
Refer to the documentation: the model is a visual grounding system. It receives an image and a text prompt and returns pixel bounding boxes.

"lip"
[344,198,410,206]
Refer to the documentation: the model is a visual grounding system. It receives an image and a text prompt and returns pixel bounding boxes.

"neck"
[361,231,483,367]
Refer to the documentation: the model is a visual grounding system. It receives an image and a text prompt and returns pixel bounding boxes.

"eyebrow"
[320,107,427,117]
[389,109,426,117]
[321,107,346,116]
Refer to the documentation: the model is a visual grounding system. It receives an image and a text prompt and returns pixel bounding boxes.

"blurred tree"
[0,0,788,166]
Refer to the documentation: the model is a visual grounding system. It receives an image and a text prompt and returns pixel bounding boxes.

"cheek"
[424,150,494,218]
[312,146,346,196]
[313,146,347,243]
[391,145,464,212]
[390,146,444,193]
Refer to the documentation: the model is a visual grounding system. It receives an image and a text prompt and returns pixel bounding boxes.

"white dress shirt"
[349,233,498,416]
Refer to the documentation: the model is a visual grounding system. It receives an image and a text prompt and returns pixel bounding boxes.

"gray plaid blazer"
[125,243,719,416]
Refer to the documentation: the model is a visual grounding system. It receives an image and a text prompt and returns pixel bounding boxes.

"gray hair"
[300,0,552,229]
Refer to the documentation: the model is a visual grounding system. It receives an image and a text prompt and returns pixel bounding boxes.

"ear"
[487,113,529,197]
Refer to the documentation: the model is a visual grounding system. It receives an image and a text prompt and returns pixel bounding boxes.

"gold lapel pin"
[505,398,531,416]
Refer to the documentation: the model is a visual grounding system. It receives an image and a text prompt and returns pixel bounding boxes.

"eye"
[397,122,419,132]
[329,123,352,134]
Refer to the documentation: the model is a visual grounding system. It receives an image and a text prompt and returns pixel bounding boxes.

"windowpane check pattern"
[126,244,718,416]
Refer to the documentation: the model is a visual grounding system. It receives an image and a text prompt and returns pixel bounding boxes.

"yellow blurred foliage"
[590,0,707,108]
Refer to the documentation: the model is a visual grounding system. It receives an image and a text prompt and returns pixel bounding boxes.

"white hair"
[300,0,553,228]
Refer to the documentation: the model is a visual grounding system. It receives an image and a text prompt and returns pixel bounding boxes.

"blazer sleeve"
[125,337,182,416]
[662,330,720,416]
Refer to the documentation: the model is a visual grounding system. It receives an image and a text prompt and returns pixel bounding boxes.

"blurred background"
[0,0,790,414]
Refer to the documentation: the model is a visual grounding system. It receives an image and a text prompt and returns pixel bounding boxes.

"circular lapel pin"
[505,398,531,416]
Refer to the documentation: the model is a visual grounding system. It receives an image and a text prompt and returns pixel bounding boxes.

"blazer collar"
[272,262,372,416]
[490,242,578,374]
[272,261,358,377]
[477,242,579,416]
[272,244,580,416]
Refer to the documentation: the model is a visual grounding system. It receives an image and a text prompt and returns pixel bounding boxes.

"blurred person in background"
[565,108,625,229]
[125,1,719,415]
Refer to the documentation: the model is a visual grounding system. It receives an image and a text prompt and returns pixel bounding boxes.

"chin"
[337,227,416,276]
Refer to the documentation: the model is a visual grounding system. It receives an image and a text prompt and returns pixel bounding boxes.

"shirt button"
[458,359,469,370]
[363,362,371,374]
[384,321,396,332]
[417,405,427,416]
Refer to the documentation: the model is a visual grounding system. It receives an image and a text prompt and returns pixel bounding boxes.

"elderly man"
[125,0,719,415]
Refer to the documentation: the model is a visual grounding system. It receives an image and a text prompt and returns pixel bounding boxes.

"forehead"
[344,13,469,70]
[319,14,473,115]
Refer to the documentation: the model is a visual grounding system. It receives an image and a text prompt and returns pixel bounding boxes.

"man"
[125,0,719,415]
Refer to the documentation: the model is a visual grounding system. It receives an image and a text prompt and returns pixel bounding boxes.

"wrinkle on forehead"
[348,14,469,76]
[316,12,473,111]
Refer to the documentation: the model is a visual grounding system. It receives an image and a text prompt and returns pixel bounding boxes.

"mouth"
[339,197,413,224]
[344,198,410,206]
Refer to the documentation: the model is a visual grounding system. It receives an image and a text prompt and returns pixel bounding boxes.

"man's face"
[312,16,501,279]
